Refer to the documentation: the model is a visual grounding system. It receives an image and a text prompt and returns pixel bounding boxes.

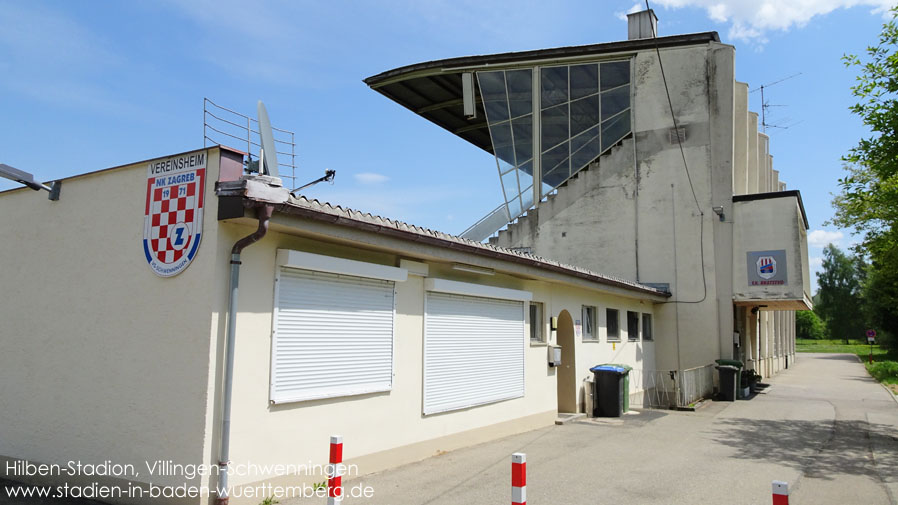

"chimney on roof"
[627,9,658,40]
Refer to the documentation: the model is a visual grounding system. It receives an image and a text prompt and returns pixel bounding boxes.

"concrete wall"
[732,196,811,306]
[0,149,225,500]
[733,82,749,195]
[490,140,637,278]
[747,113,759,194]
[495,42,736,372]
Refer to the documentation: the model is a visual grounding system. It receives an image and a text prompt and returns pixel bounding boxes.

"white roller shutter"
[271,268,394,404]
[424,292,525,415]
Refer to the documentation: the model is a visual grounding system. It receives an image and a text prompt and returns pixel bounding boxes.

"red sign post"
[867,329,876,363]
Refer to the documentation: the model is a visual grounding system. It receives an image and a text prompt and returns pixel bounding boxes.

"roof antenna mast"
[750,73,802,132]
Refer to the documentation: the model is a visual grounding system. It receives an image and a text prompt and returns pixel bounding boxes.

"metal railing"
[460,202,511,242]
[634,364,716,409]
[203,98,297,187]
[676,364,716,407]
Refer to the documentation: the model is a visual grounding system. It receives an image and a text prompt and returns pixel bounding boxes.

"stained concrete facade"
[489,30,810,378]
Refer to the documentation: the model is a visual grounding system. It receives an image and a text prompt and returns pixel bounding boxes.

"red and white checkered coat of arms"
[143,150,206,277]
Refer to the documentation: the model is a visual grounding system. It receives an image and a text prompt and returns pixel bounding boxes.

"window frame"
[627,310,640,342]
[529,301,546,344]
[582,305,598,341]
[605,307,620,342]
[642,313,653,341]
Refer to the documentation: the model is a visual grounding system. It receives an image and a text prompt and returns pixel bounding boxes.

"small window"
[582,305,598,341]
[627,311,639,341]
[606,308,619,341]
[642,313,653,341]
[529,302,545,343]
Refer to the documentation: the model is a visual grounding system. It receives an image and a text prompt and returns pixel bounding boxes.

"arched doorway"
[556,309,577,413]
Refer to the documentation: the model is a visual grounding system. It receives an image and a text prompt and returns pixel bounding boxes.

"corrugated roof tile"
[280,194,666,296]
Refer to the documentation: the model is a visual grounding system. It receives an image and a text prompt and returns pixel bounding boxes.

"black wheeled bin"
[589,365,629,417]
[715,359,745,398]
[716,365,739,401]
[602,363,633,413]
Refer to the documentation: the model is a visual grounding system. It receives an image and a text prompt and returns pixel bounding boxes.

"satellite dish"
[257,100,280,178]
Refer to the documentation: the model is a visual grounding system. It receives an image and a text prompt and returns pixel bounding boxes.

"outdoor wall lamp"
[0,163,60,201]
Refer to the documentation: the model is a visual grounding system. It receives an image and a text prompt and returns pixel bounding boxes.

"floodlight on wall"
[0,164,60,201]
[712,205,725,222]
[462,73,476,119]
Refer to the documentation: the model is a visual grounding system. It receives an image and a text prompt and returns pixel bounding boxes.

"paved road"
[3,354,895,504]
[284,353,898,505]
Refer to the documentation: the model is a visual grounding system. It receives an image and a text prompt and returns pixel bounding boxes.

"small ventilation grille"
[668,127,687,144]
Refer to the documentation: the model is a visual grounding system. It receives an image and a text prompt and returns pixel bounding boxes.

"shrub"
[867,361,898,383]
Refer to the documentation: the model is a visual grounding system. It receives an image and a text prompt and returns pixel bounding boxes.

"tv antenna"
[750,72,802,132]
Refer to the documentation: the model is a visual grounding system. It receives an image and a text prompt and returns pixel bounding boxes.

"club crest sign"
[143,151,207,277]
[746,250,787,286]
[756,256,777,279]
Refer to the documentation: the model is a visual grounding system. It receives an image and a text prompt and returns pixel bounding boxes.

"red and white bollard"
[327,435,343,505]
[772,480,789,505]
[511,453,526,505]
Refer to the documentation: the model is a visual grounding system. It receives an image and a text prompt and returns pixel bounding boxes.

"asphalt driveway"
[4,354,895,504]
[284,353,898,505]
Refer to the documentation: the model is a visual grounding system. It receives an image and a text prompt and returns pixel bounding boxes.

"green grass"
[796,338,888,358]
[796,338,898,390]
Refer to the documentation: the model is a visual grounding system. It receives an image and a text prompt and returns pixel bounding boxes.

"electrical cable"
[644,0,707,305]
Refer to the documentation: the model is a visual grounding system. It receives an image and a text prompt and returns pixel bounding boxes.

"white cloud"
[809,256,824,270]
[616,3,645,21]
[353,172,390,185]
[807,229,844,247]
[652,0,893,43]
[809,256,824,294]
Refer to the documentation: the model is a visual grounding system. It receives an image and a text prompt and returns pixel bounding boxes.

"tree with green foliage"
[861,257,898,351]
[834,8,898,350]
[815,245,865,343]
[796,310,827,340]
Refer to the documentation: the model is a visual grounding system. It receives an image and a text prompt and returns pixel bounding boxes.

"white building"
[1,146,669,504]
[0,11,810,505]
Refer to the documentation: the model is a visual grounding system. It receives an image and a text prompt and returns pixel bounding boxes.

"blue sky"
[1,0,892,291]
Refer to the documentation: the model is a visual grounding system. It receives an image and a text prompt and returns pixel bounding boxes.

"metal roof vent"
[627,9,658,40]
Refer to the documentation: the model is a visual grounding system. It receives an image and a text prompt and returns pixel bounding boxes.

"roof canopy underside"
[364,32,719,156]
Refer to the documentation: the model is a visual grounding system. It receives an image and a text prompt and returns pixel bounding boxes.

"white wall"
[0,149,224,497]
[208,217,657,495]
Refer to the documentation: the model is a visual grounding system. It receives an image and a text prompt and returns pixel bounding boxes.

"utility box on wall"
[732,191,812,310]
[548,345,562,367]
